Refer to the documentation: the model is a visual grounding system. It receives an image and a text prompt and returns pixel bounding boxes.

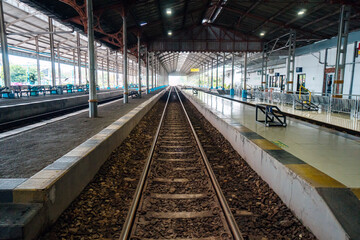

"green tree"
[0,65,41,84]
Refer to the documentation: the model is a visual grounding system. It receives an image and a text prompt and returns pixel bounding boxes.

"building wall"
[246,37,360,95]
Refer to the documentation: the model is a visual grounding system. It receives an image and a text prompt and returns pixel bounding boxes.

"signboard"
[296,67,303,73]
[191,68,199,72]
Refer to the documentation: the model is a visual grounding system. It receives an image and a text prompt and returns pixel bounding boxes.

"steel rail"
[174,86,244,240]
[119,87,171,240]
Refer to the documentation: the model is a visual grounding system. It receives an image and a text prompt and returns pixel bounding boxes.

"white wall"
[246,41,360,95]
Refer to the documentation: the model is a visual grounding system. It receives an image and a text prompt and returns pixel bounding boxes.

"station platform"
[0,88,167,240]
[201,88,360,134]
[182,89,360,240]
[0,89,125,125]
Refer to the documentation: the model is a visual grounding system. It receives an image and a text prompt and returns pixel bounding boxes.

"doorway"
[297,74,306,92]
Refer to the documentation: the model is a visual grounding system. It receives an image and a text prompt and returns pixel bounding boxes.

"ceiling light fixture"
[168,30,172,36]
[260,32,265,37]
[298,9,306,15]
[166,8,172,15]
[140,21,147,27]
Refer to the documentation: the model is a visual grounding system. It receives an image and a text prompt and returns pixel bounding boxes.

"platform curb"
[1,89,166,239]
[182,89,360,240]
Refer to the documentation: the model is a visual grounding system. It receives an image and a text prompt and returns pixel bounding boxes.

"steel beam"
[137,35,141,97]
[49,17,56,86]
[222,52,225,90]
[211,59,214,89]
[77,32,82,85]
[216,55,219,89]
[123,14,128,103]
[35,36,41,85]
[87,0,98,118]
[230,53,234,95]
[244,52,247,90]
[334,5,351,97]
[116,51,119,87]
[107,49,110,88]
[146,48,149,94]
[73,49,76,85]
[57,43,61,85]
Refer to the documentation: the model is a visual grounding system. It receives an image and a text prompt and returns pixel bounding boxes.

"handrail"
[299,85,312,103]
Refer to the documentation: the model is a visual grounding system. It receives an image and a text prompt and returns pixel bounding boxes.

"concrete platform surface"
[0,90,157,178]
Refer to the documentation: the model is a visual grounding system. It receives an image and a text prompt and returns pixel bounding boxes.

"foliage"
[0,64,41,84]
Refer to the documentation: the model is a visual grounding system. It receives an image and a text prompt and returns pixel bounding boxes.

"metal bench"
[256,104,287,127]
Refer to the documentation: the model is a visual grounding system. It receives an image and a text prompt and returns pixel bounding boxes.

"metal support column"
[154,58,157,88]
[243,52,247,98]
[85,52,88,82]
[211,59,213,89]
[35,36,41,85]
[323,48,329,95]
[102,58,105,87]
[115,51,119,87]
[107,49,110,88]
[77,32,82,85]
[151,53,154,91]
[86,0,97,117]
[57,44,61,85]
[137,35,141,97]
[49,17,56,86]
[222,53,225,90]
[73,49,76,84]
[261,44,267,90]
[0,0,10,87]
[216,55,219,89]
[334,5,351,98]
[230,53,235,96]
[349,41,357,98]
[286,30,296,93]
[146,48,149,94]
[122,14,128,103]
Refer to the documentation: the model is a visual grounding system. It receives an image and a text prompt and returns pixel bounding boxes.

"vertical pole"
[222,52,225,89]
[49,17,56,86]
[216,55,219,89]
[137,34,141,97]
[57,44,61,85]
[107,49,110,88]
[151,53,154,90]
[211,59,214,89]
[230,53,235,96]
[85,52,88,82]
[35,36,41,85]
[115,51,119,87]
[334,5,350,97]
[146,47,149,94]
[243,52,247,94]
[73,49,76,84]
[102,58,105,88]
[77,32,82,85]
[122,14,128,103]
[0,0,10,88]
[154,57,157,88]
[349,41,357,98]
[87,0,97,117]
[262,44,267,91]
[323,48,328,95]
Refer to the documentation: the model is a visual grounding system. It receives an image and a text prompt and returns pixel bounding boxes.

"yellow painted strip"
[351,188,360,200]
[287,164,346,188]
[235,126,252,132]
[252,139,281,150]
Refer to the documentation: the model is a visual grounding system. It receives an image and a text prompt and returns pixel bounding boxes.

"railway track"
[120,87,243,240]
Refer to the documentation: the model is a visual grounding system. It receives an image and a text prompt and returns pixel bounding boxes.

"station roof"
[10,0,360,73]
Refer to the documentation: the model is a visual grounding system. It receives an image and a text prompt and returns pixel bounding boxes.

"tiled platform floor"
[185,90,360,188]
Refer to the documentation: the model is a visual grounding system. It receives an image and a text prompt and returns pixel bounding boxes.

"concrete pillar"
[86,0,97,117]
[122,14,128,103]
[77,32,82,85]
[49,17,56,86]
[0,0,10,88]
[35,36,41,85]
[230,53,235,96]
